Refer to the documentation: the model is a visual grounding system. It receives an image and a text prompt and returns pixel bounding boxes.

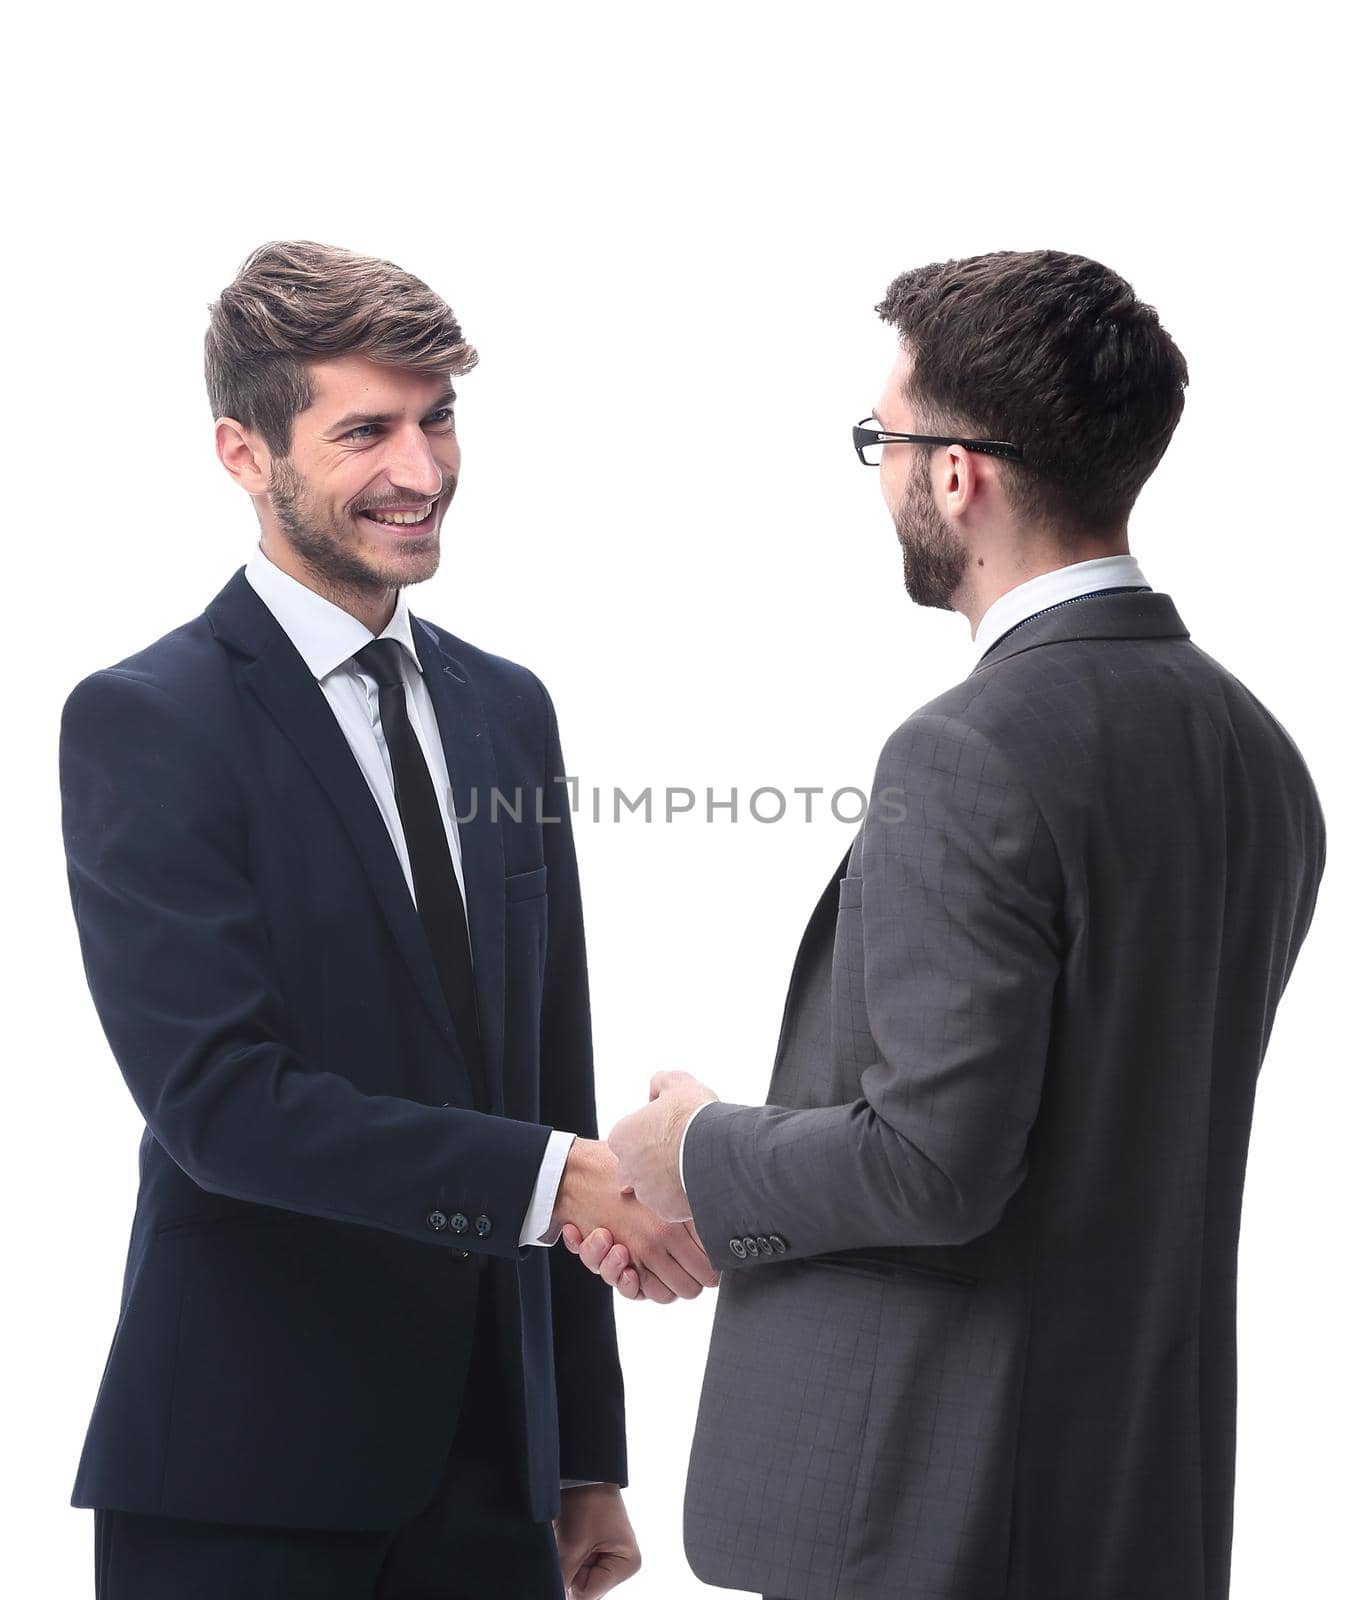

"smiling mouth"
[358,498,438,534]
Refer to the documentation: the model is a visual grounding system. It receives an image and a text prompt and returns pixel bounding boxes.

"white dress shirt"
[675,552,1152,1194]
[244,542,575,1249]
[971,551,1150,653]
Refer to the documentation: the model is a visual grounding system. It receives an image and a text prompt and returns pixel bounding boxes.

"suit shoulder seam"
[77,667,243,805]
[888,709,1066,887]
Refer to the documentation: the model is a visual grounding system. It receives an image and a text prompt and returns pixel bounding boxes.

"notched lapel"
[205,568,473,1087]
[415,618,508,1113]
[766,842,856,1098]
[240,636,471,1065]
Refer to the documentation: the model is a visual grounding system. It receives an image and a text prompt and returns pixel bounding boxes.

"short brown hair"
[204,239,478,459]
[877,249,1188,541]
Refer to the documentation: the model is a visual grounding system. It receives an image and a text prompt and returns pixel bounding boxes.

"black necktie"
[352,638,487,1110]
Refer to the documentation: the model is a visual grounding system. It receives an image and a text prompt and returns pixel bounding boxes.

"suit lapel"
[414,616,508,1111]
[766,841,855,1098]
[205,568,491,1099]
[244,634,471,1065]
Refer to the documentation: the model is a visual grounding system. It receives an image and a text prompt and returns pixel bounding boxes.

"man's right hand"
[551,1138,718,1303]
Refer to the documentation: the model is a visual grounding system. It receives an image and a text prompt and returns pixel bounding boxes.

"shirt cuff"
[679,1101,712,1200]
[560,1479,611,1489]
[518,1129,578,1247]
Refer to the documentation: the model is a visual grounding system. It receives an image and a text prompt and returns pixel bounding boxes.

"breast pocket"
[501,866,548,1111]
[504,864,548,904]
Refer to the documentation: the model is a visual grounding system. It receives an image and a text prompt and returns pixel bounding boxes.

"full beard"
[268,456,451,600]
[894,455,968,612]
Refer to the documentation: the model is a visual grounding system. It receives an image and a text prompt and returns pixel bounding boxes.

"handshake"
[550,1070,720,1304]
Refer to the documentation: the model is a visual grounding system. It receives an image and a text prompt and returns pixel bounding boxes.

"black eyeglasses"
[852,416,1024,467]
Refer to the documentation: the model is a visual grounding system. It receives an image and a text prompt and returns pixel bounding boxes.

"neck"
[956,528,1131,636]
[259,533,398,635]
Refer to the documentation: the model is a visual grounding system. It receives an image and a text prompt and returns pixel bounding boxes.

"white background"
[6,3,1341,1594]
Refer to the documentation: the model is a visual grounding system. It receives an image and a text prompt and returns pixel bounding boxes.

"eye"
[342,409,455,442]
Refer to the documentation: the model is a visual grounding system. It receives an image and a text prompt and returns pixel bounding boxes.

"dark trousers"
[91,1260,564,1599]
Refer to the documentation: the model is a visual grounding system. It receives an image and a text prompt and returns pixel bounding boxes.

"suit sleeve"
[531,673,628,1487]
[58,667,552,1257]
[683,712,1065,1269]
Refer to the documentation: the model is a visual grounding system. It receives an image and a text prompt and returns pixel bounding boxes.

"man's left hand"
[607,1070,718,1222]
[552,1483,640,1598]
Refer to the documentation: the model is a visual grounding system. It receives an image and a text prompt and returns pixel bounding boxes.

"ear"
[215,416,272,496]
[934,443,980,517]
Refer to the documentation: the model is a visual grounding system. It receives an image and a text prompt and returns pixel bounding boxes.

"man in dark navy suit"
[57,238,716,1598]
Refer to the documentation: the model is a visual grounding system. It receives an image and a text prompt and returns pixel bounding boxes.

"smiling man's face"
[256,353,461,597]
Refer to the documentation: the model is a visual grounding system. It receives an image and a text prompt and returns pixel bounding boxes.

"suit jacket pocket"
[808,1246,978,1288]
[504,865,548,903]
[154,1207,303,1237]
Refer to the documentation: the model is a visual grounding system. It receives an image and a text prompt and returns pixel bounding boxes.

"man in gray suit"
[564,249,1327,1599]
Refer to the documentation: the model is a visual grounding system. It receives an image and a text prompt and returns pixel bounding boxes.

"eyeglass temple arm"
[853,425,1023,462]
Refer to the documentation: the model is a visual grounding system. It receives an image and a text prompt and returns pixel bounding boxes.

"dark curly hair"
[877,249,1189,542]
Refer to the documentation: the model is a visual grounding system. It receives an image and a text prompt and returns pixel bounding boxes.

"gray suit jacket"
[681,589,1326,1600]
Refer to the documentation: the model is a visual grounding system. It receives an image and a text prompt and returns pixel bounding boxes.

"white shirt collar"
[973,553,1150,655]
[243,541,424,681]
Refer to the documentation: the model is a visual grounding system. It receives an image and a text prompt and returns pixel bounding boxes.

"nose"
[383,422,450,500]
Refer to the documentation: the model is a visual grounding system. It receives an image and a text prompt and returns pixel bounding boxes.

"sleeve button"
[427,1210,448,1232]
[449,1212,470,1235]
[768,1234,788,1253]
[729,1238,747,1258]
[743,1237,760,1257]
[473,1214,493,1237]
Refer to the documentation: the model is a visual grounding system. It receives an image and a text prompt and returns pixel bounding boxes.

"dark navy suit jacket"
[58,564,625,1529]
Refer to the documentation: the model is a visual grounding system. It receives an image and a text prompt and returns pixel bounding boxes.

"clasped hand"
[552,1134,715,1303]
[556,1071,720,1303]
